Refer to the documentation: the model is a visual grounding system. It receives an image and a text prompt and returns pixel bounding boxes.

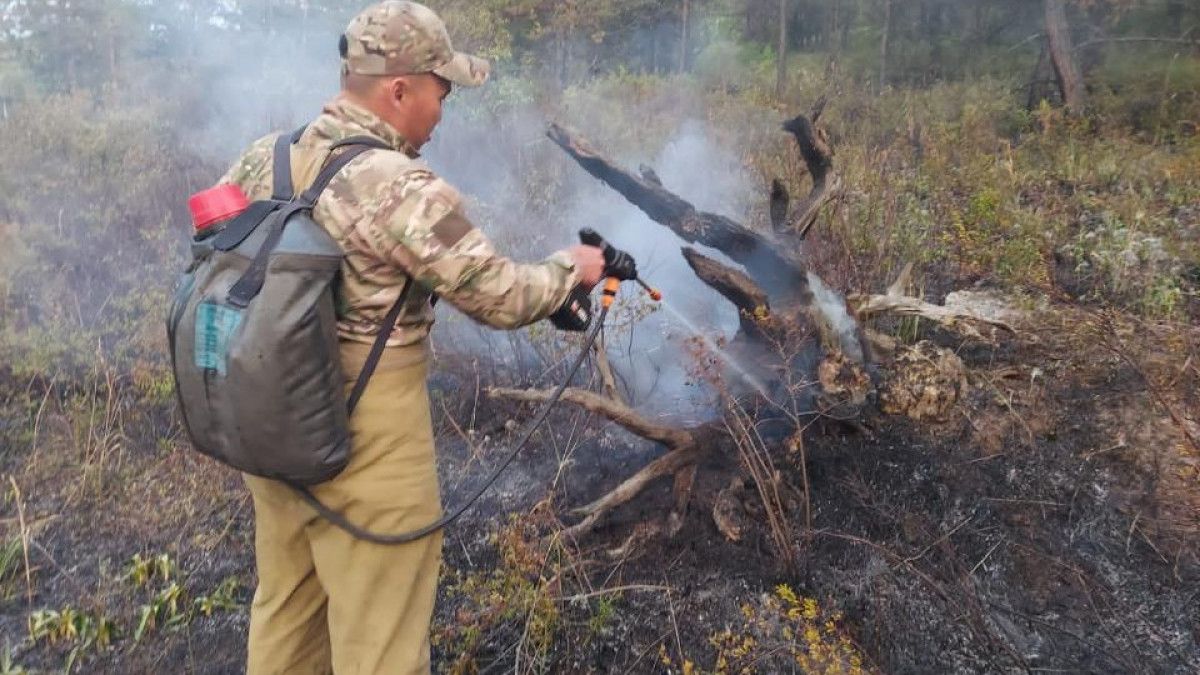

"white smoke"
[807,271,863,363]
[143,4,760,421]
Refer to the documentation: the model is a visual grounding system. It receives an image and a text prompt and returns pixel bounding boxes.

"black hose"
[289,304,611,544]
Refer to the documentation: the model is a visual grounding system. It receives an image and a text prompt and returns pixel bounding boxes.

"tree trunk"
[1026,42,1050,111]
[878,0,892,94]
[108,28,117,86]
[830,0,840,52]
[679,0,691,74]
[1044,0,1086,114]
[556,32,567,89]
[651,23,659,73]
[776,0,789,98]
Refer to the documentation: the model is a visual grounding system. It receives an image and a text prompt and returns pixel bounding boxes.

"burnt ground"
[0,302,1197,673]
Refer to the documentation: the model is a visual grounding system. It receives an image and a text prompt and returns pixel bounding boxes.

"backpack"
[167,129,410,485]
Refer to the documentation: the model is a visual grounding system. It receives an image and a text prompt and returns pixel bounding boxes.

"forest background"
[0,0,1198,672]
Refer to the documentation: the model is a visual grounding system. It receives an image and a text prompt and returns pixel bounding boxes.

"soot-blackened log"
[681,247,770,337]
[546,122,810,302]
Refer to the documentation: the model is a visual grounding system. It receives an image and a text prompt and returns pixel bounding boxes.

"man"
[218,2,605,672]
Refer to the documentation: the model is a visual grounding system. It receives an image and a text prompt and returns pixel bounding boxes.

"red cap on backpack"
[188,184,250,232]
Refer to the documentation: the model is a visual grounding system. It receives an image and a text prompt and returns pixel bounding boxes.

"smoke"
[807,271,864,364]
[164,12,346,163]
[8,3,761,421]
[572,120,752,419]
[426,103,755,420]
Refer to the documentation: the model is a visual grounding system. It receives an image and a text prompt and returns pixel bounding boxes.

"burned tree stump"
[492,107,1021,550]
[782,99,843,239]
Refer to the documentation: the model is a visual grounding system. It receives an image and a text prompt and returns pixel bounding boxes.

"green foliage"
[28,606,119,649]
[1090,48,1200,139]
[134,582,187,641]
[0,92,208,381]
[586,594,618,637]
[15,549,247,669]
[0,538,23,601]
[658,584,868,674]
[193,576,242,617]
[123,553,177,589]
[431,0,518,61]
[117,553,242,641]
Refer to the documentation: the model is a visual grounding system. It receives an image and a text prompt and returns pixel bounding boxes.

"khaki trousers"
[243,342,442,675]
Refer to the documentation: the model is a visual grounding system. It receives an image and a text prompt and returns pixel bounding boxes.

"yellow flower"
[775,584,799,605]
[802,598,819,620]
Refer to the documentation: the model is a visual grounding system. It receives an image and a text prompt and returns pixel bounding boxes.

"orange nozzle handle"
[601,276,620,308]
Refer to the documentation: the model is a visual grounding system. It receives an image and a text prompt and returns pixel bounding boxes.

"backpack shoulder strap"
[295,136,393,206]
[271,125,307,201]
[300,136,409,414]
[346,276,412,414]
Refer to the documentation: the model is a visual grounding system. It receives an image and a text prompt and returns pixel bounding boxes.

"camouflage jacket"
[219,98,579,347]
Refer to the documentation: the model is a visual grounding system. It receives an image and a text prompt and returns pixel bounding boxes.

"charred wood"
[781,107,842,239]
[546,122,810,302]
[769,178,789,233]
[680,247,771,337]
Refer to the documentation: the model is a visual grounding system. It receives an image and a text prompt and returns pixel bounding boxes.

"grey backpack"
[167,130,409,485]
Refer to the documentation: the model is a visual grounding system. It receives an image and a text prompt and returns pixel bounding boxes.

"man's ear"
[388,76,411,105]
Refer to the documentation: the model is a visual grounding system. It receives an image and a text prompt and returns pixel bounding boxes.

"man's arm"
[218,135,275,200]
[351,167,581,329]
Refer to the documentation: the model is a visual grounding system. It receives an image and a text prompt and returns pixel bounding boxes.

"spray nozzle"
[637,279,663,301]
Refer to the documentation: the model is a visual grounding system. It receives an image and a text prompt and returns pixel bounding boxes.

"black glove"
[579,228,638,281]
[548,286,593,332]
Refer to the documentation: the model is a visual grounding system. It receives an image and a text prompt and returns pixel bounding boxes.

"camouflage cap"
[341,1,490,87]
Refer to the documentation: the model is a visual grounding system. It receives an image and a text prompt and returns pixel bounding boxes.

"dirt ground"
[0,301,1197,673]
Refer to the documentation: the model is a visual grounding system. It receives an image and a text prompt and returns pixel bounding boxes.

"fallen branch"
[852,293,1016,337]
[567,446,700,539]
[488,386,694,448]
[850,264,1017,340]
[680,248,768,316]
[488,386,709,538]
[680,247,773,337]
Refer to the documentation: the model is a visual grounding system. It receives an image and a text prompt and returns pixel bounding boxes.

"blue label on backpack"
[195,303,243,375]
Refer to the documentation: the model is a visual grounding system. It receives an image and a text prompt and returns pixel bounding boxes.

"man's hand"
[566,245,605,291]
[603,247,637,281]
